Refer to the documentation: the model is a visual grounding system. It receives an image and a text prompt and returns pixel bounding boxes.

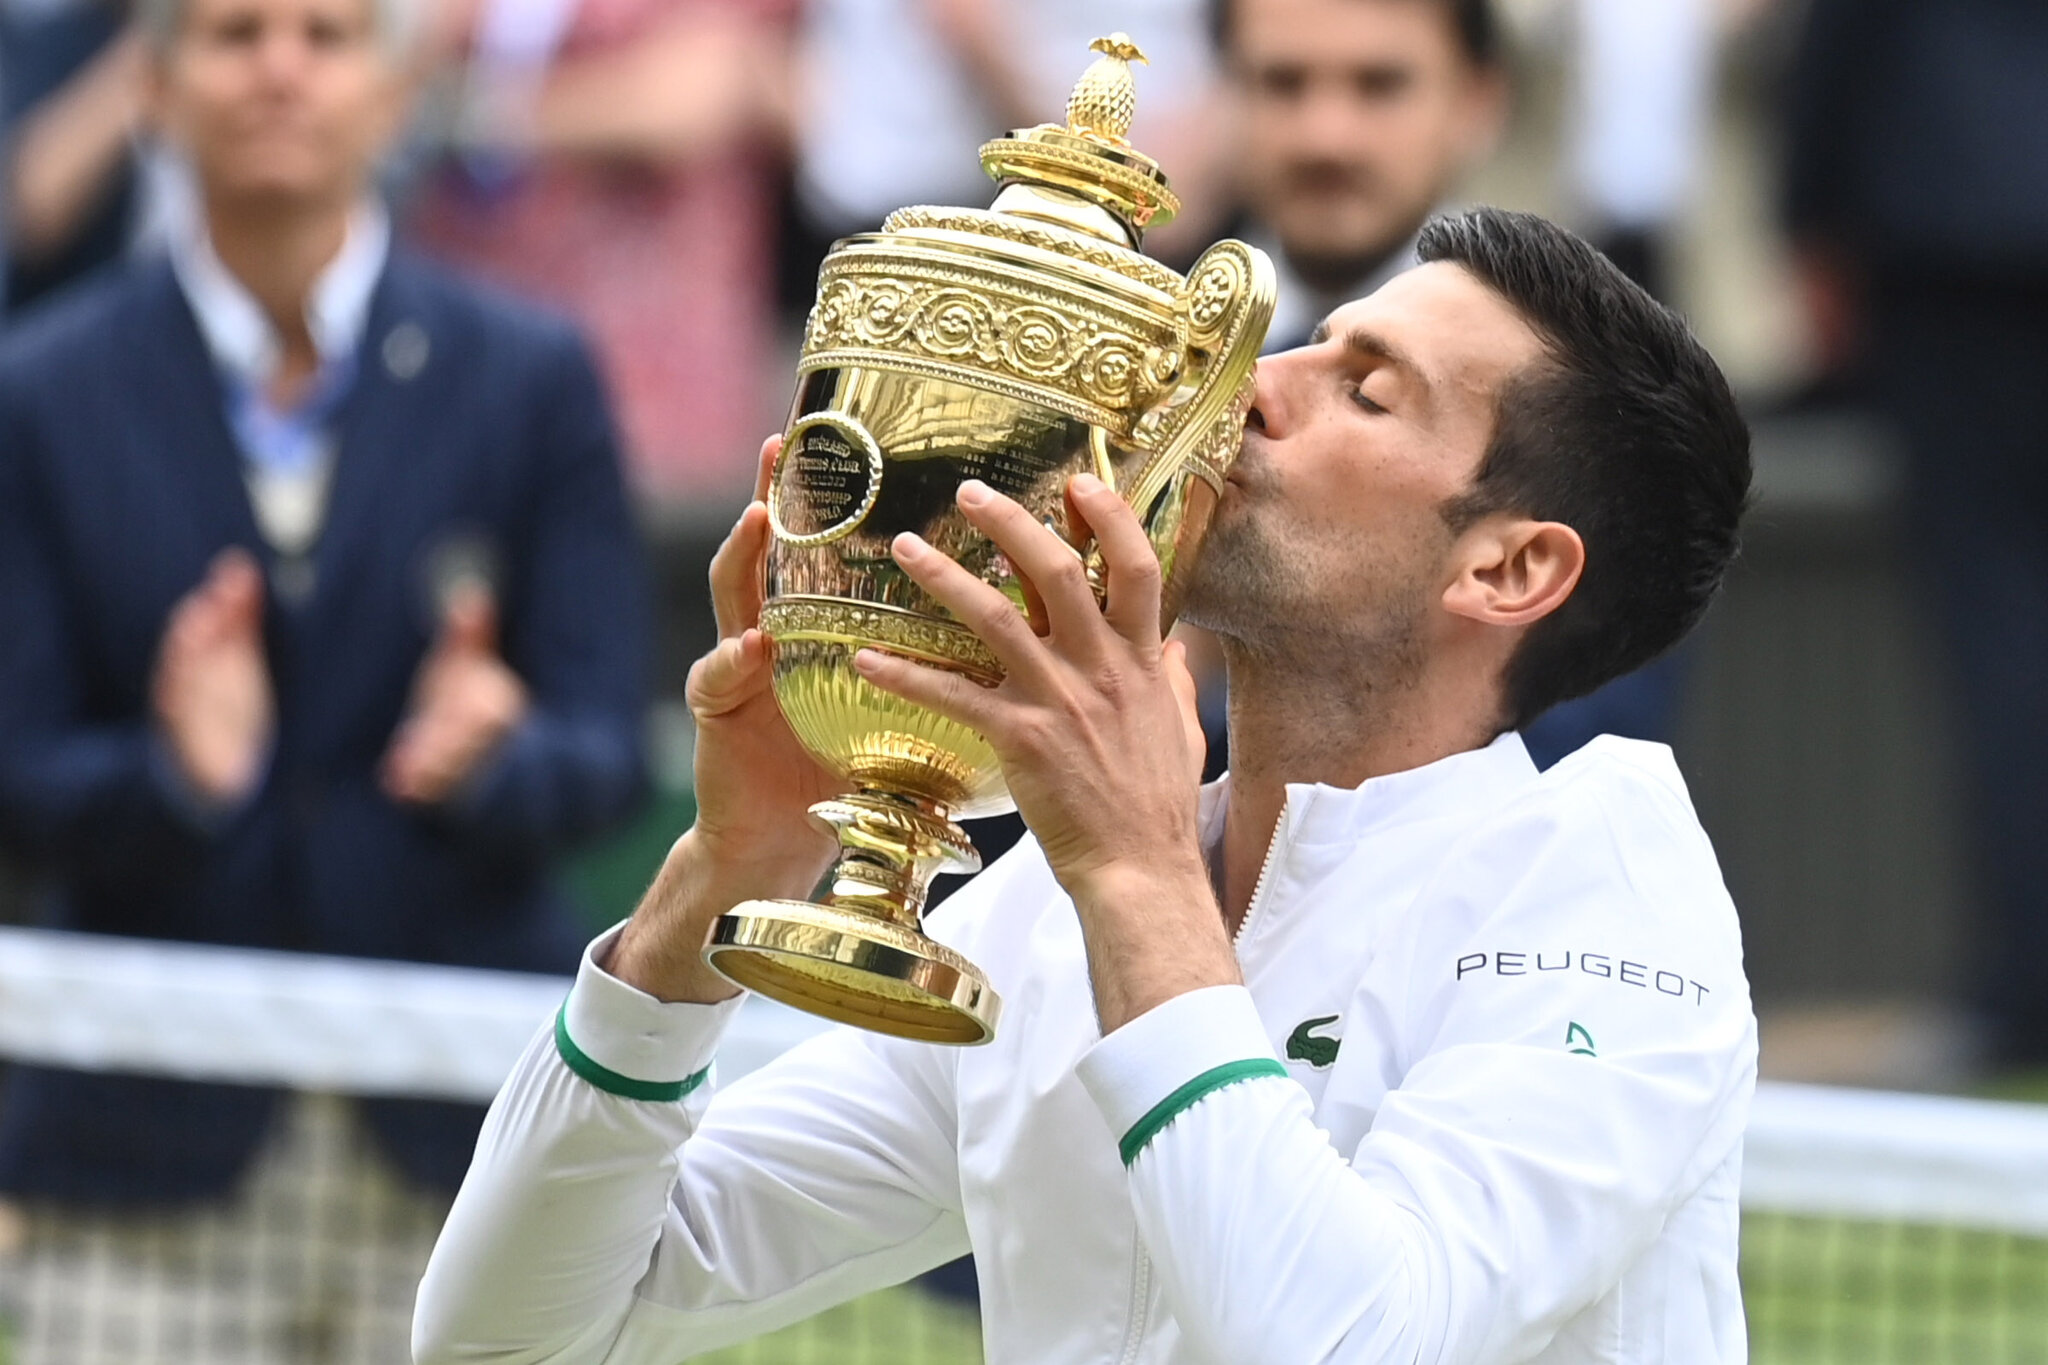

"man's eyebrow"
[1309,317,1422,373]
[1337,327,1425,381]
[1310,317,1435,403]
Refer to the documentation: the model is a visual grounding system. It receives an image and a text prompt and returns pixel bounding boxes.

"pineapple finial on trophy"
[1066,34,1149,145]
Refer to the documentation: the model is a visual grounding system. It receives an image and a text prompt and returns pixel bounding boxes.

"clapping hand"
[153,549,275,808]
[382,585,529,806]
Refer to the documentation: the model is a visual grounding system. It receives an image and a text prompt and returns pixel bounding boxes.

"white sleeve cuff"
[556,923,747,1095]
[1075,985,1282,1157]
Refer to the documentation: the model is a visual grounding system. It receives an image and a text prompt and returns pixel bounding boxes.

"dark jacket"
[1785,0,2048,279]
[0,251,651,1200]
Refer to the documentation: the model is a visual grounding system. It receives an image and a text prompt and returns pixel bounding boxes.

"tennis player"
[415,208,1757,1364]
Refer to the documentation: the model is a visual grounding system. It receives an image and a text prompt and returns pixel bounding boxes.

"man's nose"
[1295,79,1375,158]
[254,31,314,86]
[1244,353,1298,438]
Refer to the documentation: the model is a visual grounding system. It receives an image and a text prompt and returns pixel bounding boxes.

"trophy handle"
[1122,240,1277,521]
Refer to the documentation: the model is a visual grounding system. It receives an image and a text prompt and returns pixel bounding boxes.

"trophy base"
[706,900,1001,1045]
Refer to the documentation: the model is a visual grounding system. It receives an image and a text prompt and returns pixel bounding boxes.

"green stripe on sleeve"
[1118,1057,1289,1167]
[553,1004,710,1103]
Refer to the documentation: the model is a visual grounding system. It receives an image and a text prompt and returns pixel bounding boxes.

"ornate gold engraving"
[803,250,1183,434]
[762,596,1002,681]
[880,206,1185,293]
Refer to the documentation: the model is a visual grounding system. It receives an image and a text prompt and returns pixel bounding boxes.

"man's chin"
[208,163,359,211]
[1274,222,1415,290]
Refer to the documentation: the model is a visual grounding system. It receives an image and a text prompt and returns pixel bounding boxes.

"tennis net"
[0,926,2043,1363]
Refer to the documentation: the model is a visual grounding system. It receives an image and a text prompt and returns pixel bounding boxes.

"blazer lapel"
[139,263,267,557]
[312,257,440,615]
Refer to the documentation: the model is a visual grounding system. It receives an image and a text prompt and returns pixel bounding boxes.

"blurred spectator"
[0,0,649,1356]
[1213,0,1505,352]
[1,0,145,312]
[407,0,794,508]
[1784,0,2048,1069]
[1562,0,1713,302]
[1186,0,1498,776]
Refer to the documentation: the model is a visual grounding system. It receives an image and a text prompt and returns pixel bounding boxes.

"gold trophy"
[704,35,1275,1045]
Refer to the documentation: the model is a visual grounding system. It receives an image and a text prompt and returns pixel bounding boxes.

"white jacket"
[415,734,1757,1364]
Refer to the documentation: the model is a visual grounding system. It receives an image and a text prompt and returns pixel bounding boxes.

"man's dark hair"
[1418,207,1751,731]
[1211,0,1501,70]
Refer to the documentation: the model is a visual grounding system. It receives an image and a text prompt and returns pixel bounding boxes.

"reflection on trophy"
[703,34,1275,1045]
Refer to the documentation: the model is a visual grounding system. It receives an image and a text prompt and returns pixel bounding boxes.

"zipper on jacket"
[1232,800,1295,949]
[1115,1236,1151,1365]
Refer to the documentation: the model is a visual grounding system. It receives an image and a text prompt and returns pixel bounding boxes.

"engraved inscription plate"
[770,414,886,547]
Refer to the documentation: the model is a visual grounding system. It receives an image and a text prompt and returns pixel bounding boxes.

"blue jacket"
[0,252,651,1201]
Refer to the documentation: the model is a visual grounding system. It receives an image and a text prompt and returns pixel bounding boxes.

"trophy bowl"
[704,35,1274,1044]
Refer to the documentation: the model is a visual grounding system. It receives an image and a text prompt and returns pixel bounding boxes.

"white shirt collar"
[170,200,392,393]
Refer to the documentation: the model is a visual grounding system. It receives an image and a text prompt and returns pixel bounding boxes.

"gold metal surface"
[706,34,1275,1045]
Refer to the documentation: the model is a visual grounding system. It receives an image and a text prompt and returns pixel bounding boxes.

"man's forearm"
[609,828,824,1004]
[1070,857,1241,1035]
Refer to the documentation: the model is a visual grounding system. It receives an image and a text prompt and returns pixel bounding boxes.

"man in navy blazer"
[0,0,649,1353]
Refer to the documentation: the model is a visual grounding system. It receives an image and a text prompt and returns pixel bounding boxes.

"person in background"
[0,0,649,1356]
[1203,0,1673,772]
[1212,0,1504,353]
[407,0,795,508]
[1561,0,1714,304]
[1,0,146,313]
[1784,0,2048,1071]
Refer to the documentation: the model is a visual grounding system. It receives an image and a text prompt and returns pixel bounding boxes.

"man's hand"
[153,548,275,807]
[608,436,845,1004]
[382,587,529,806]
[852,475,1240,1032]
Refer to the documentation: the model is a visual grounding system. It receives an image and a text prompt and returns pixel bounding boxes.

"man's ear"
[1441,516,1584,628]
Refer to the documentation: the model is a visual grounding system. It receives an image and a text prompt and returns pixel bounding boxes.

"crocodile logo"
[1286,1015,1342,1069]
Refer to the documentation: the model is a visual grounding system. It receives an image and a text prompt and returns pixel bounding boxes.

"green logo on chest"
[1286,1015,1342,1069]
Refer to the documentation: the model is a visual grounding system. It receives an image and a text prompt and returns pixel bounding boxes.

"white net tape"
[1,928,2044,1237]
[0,926,827,1101]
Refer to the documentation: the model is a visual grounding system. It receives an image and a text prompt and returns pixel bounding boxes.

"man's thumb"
[441,586,498,656]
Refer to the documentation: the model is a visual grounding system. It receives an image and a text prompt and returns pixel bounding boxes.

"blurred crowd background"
[0,0,2044,1359]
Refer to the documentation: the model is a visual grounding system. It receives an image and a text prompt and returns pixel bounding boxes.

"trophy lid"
[979,34,1182,245]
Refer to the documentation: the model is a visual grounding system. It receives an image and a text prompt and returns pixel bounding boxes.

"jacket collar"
[168,199,391,396]
[1199,730,1540,852]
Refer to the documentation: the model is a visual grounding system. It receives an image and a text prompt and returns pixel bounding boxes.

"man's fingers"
[752,433,781,504]
[1163,638,1207,773]
[209,549,266,623]
[889,530,1054,686]
[852,648,996,735]
[1066,473,1162,646]
[708,501,770,641]
[704,433,781,646]
[686,628,772,720]
[952,480,1104,643]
